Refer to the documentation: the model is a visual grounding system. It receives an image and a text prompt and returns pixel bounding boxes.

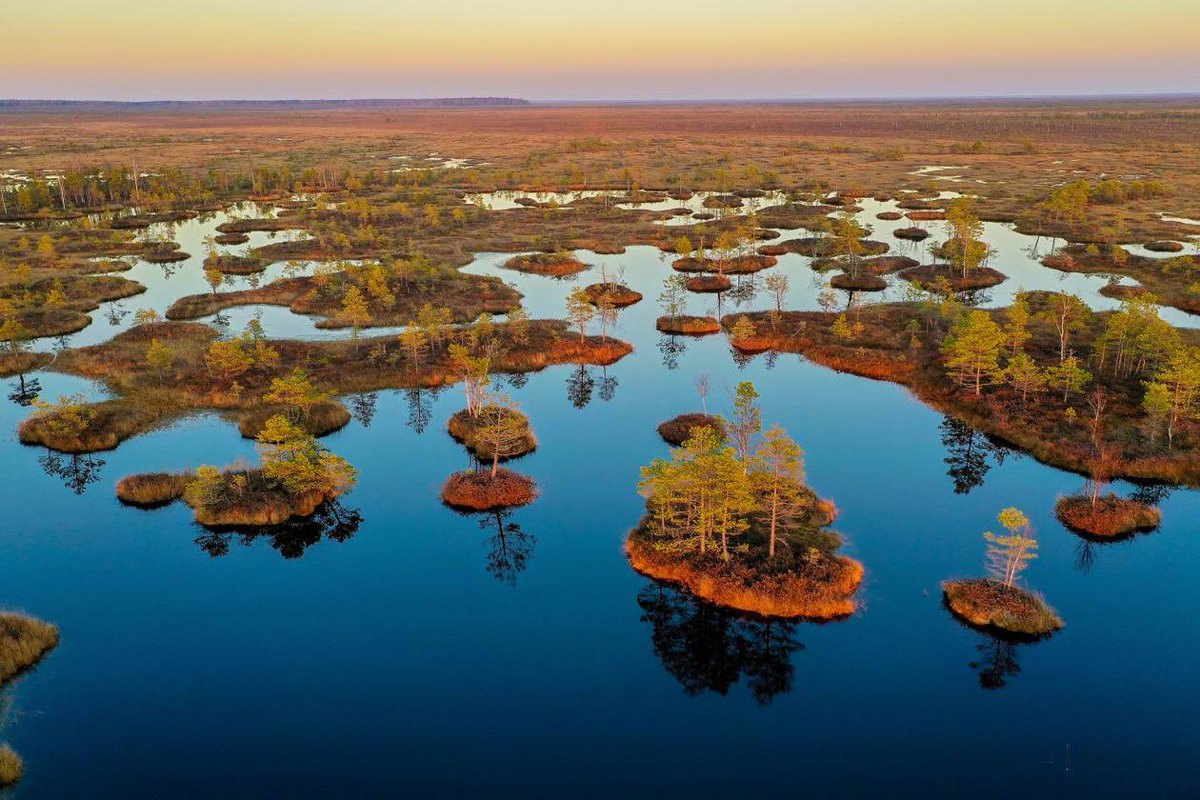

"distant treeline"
[0,98,530,111]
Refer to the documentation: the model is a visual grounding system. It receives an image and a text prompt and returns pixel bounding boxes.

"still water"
[2,197,1197,797]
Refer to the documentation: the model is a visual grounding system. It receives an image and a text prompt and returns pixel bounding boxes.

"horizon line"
[3,91,1200,108]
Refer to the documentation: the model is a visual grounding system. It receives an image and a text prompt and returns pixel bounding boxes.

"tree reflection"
[939,416,1013,495]
[598,365,618,402]
[566,363,595,409]
[1130,483,1173,506]
[104,304,129,326]
[403,386,438,434]
[657,333,686,370]
[504,372,530,390]
[478,509,537,586]
[193,500,362,559]
[636,582,803,705]
[968,632,1024,690]
[349,392,378,428]
[7,372,41,407]
[39,451,105,495]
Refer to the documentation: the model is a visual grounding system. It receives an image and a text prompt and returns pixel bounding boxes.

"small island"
[943,508,1062,637]
[656,315,720,335]
[657,412,725,445]
[582,281,642,307]
[504,251,588,277]
[629,382,863,619]
[116,414,358,526]
[1054,494,1161,538]
[0,610,60,788]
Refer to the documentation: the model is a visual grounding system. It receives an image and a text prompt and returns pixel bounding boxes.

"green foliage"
[983,507,1038,588]
[1045,354,1092,402]
[942,310,1005,396]
[256,414,358,497]
[565,286,595,341]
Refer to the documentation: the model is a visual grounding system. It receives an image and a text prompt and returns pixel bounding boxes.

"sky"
[5,1,1199,101]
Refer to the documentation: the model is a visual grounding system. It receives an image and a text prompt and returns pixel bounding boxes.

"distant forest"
[0,98,530,110]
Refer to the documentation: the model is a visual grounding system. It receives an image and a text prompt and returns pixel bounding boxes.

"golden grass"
[942,578,1062,637]
[116,471,194,507]
[0,746,22,787]
[0,612,60,685]
[236,401,351,439]
[626,536,863,620]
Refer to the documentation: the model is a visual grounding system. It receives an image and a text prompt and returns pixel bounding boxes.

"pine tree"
[983,508,1038,588]
[565,286,595,342]
[751,425,808,559]
[340,285,372,339]
[942,310,1005,396]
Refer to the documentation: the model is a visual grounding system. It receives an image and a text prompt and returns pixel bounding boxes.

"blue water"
[1,198,1198,797]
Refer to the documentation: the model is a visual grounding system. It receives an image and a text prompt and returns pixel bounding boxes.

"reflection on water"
[402,386,441,434]
[565,363,596,409]
[38,450,105,495]
[192,500,362,559]
[7,373,41,407]
[477,509,537,586]
[969,633,1025,690]
[637,582,803,706]
[348,392,378,428]
[939,417,1016,495]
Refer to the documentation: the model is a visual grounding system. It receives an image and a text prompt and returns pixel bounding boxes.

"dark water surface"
[2,198,1198,797]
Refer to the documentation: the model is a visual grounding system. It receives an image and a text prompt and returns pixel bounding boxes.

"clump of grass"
[830,273,887,291]
[898,263,1007,291]
[1054,495,1162,539]
[503,252,588,277]
[581,282,642,307]
[441,468,538,511]
[893,226,931,241]
[942,578,1063,637]
[685,274,731,293]
[116,471,194,507]
[203,253,266,274]
[236,401,351,439]
[656,315,720,335]
[447,407,537,459]
[657,413,725,445]
[0,745,22,787]
[671,254,777,274]
[625,534,863,620]
[0,612,60,684]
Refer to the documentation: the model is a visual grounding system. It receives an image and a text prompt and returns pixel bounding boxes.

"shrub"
[0,612,60,684]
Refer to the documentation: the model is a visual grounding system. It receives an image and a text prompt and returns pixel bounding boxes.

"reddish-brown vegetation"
[440,468,538,510]
[504,252,588,277]
[656,413,725,445]
[656,315,720,335]
[942,578,1062,637]
[626,536,863,620]
[685,274,732,293]
[581,282,642,307]
[1054,495,1162,539]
